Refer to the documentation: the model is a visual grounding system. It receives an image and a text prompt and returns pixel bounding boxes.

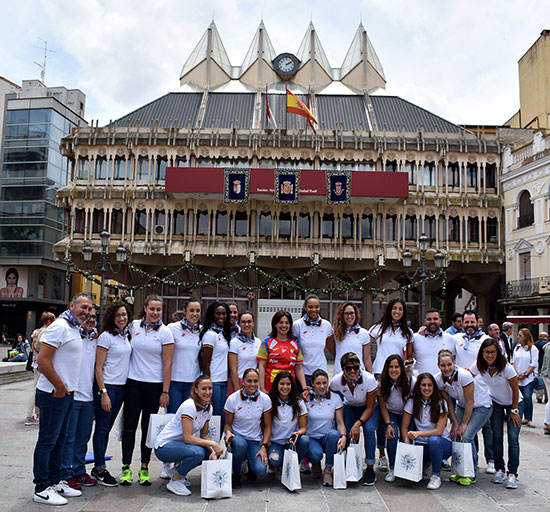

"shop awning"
[507,315,550,324]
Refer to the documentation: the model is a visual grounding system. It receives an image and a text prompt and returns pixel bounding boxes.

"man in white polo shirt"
[32,293,93,506]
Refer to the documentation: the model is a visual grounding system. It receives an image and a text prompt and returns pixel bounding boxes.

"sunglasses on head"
[344,365,360,371]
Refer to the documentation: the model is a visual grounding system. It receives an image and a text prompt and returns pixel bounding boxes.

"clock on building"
[272,53,300,78]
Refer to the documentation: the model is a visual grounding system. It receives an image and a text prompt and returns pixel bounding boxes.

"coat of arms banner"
[274,169,300,204]
[224,168,250,203]
[325,170,351,204]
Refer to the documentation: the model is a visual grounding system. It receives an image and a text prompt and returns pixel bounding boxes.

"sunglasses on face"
[344,365,360,371]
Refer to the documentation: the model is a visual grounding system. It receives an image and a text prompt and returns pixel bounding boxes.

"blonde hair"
[518,328,534,350]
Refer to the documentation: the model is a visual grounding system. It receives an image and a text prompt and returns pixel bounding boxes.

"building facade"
[56,22,503,329]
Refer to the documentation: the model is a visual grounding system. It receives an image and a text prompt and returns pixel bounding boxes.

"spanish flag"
[286,89,317,125]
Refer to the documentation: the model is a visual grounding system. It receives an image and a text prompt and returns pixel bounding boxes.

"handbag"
[394,441,424,482]
[451,439,475,478]
[201,453,232,499]
[534,375,545,391]
[25,350,34,371]
[333,450,347,489]
[345,440,363,482]
[281,445,301,491]
[145,412,175,449]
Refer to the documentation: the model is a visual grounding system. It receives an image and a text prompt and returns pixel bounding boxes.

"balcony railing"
[517,214,534,228]
[503,277,550,298]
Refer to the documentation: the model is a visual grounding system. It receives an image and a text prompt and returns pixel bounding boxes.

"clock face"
[278,57,295,73]
[272,53,300,78]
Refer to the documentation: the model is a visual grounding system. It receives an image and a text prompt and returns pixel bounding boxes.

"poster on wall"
[0,266,28,298]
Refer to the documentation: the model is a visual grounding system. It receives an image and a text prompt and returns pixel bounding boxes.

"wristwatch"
[98,388,107,395]
[510,408,519,415]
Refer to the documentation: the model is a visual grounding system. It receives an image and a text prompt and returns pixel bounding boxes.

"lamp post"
[402,233,446,325]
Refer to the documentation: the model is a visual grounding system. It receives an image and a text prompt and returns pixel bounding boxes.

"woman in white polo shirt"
[92,300,132,487]
[470,338,522,490]
[292,295,333,386]
[512,328,538,428]
[224,368,272,489]
[329,352,378,486]
[154,375,223,496]
[326,302,372,375]
[435,349,493,485]
[305,369,347,486]
[228,311,261,392]
[121,295,174,486]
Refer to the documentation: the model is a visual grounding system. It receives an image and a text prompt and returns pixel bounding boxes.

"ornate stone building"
[56,21,503,328]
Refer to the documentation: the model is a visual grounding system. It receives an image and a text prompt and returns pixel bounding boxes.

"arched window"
[92,209,104,233]
[259,212,272,237]
[386,214,397,241]
[111,209,123,234]
[298,212,310,238]
[216,211,228,236]
[518,190,534,228]
[424,216,436,240]
[361,214,373,239]
[467,163,478,188]
[485,163,497,188]
[487,217,498,243]
[196,210,209,235]
[234,211,247,237]
[468,217,479,243]
[95,157,107,180]
[323,213,334,238]
[279,212,292,237]
[74,209,86,233]
[172,210,185,235]
[405,215,417,240]
[134,210,147,235]
[448,217,460,242]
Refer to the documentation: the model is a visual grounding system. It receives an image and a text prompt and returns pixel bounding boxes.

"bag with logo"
[394,441,423,482]
[145,412,174,449]
[281,445,301,491]
[201,452,232,499]
[333,449,347,489]
[451,439,475,478]
[345,440,363,482]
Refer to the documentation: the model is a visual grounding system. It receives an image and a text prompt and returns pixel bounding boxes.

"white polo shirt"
[454,333,491,369]
[292,318,333,375]
[271,399,308,445]
[369,323,413,375]
[377,376,416,414]
[224,390,272,441]
[229,335,262,378]
[403,398,451,445]
[333,327,371,375]
[413,331,457,375]
[470,362,522,406]
[96,330,132,385]
[329,370,378,407]
[128,320,174,383]
[155,398,213,448]
[434,368,492,409]
[512,345,539,386]
[202,329,230,382]
[306,391,343,439]
[167,321,202,383]
[74,334,97,402]
[38,317,83,393]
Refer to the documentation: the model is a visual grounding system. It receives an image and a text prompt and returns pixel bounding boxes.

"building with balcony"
[56,21,503,329]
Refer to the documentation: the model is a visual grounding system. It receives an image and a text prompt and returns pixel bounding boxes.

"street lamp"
[82,231,127,322]
[402,233,446,325]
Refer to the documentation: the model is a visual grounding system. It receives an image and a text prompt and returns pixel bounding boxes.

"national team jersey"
[257,337,303,392]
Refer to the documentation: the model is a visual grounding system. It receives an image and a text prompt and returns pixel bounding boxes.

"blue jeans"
[168,381,193,413]
[212,381,227,426]
[491,401,522,476]
[33,390,74,493]
[61,400,94,478]
[420,436,452,476]
[455,405,493,476]
[343,404,378,465]
[481,418,494,462]
[268,436,310,469]
[307,429,341,467]
[93,383,125,470]
[384,412,403,470]
[155,441,210,478]
[519,380,535,421]
[229,433,267,477]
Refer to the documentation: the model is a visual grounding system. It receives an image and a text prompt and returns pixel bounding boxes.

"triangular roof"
[296,22,332,75]
[240,21,277,74]
[341,23,385,81]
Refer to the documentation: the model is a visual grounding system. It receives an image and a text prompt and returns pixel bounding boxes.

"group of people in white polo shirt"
[31,292,530,505]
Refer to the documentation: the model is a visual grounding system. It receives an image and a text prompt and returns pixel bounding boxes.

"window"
[487,217,498,243]
[298,212,310,238]
[111,209,123,234]
[235,211,247,237]
[113,157,126,180]
[74,209,86,233]
[322,213,334,238]
[405,215,417,240]
[467,163,478,188]
[386,215,397,241]
[424,216,436,240]
[95,158,107,179]
[216,211,228,236]
[422,163,435,186]
[2,186,43,201]
[77,157,89,179]
[404,161,416,185]
[518,190,534,228]
[172,210,185,235]
[448,217,460,242]
[279,212,292,237]
[137,156,149,180]
[175,156,188,167]
[342,213,354,238]
[358,161,376,172]
[385,160,398,172]
[134,209,147,235]
[485,163,497,188]
[156,156,168,181]
[468,217,479,242]
[196,210,209,235]
[259,212,272,236]
[448,163,460,187]
[519,252,531,280]
[361,214,373,239]
[92,209,104,233]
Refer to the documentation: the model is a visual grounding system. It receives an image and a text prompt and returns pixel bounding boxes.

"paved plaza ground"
[2,376,550,512]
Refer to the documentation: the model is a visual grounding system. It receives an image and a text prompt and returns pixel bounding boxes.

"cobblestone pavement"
[2,377,550,511]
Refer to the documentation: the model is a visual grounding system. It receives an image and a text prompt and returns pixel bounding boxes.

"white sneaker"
[53,480,82,497]
[485,461,496,474]
[160,463,176,480]
[167,478,191,496]
[33,486,68,505]
[378,456,389,472]
[385,470,395,482]
[427,475,441,490]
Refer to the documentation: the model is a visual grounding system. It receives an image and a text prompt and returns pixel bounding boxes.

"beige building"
[56,21,503,328]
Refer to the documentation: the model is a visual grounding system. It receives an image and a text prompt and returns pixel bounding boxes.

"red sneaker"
[75,473,98,487]
[67,477,82,490]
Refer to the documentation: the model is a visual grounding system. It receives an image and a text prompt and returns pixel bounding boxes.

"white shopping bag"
[345,441,363,482]
[394,441,424,482]
[451,440,475,478]
[333,450,347,489]
[145,413,175,449]
[208,415,221,443]
[281,446,301,491]
[115,406,124,442]
[201,454,232,499]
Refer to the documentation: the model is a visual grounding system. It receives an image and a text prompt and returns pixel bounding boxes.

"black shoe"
[91,468,118,487]
[233,475,242,489]
[362,468,376,486]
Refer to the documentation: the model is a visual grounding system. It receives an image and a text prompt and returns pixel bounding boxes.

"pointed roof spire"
[241,20,277,74]
[341,23,385,81]
[296,22,332,75]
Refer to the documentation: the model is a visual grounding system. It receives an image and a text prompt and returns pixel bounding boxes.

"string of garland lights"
[63,255,447,297]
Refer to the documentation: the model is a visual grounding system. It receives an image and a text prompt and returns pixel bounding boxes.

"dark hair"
[238,310,255,323]
[379,354,411,402]
[301,294,320,316]
[242,367,260,379]
[190,375,212,405]
[269,370,301,421]
[463,309,478,321]
[375,299,412,343]
[12,333,25,349]
[425,308,440,316]
[141,294,163,319]
[171,310,185,321]
[268,310,294,339]
[311,368,329,384]
[101,300,133,340]
[200,302,232,343]
[476,338,506,374]
[450,312,463,323]
[411,373,446,424]
[183,297,201,310]
[333,302,361,342]
[5,267,19,284]
[340,351,361,369]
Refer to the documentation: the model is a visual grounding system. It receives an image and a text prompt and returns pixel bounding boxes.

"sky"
[1,0,549,127]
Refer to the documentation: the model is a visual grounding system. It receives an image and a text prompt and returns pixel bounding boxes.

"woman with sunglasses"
[229,311,262,393]
[329,352,378,485]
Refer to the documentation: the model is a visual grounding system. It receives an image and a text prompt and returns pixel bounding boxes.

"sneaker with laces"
[25,416,39,426]
[166,478,191,496]
[75,472,97,487]
[33,486,68,506]
[458,477,476,486]
[66,477,82,490]
[485,461,496,474]
[441,459,451,471]
[120,466,133,485]
[384,470,395,483]
[492,470,505,484]
[91,468,117,487]
[299,460,311,474]
[160,463,176,480]
[449,474,460,482]
[361,467,376,486]
[505,474,518,489]
[54,480,82,497]
[377,456,388,472]
[138,467,152,486]
[322,466,333,486]
[311,462,322,479]
[427,475,441,490]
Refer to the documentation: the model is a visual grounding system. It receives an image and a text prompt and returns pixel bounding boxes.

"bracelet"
[385,421,392,426]
[261,442,269,449]
[161,391,169,394]
[357,418,365,425]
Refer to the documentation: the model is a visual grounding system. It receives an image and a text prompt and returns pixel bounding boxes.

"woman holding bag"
[512,328,538,428]
[154,375,224,496]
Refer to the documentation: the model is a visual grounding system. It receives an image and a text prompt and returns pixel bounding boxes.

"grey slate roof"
[262,93,308,130]
[316,95,370,131]
[202,93,255,129]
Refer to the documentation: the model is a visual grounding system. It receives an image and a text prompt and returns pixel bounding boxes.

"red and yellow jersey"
[257,337,303,391]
